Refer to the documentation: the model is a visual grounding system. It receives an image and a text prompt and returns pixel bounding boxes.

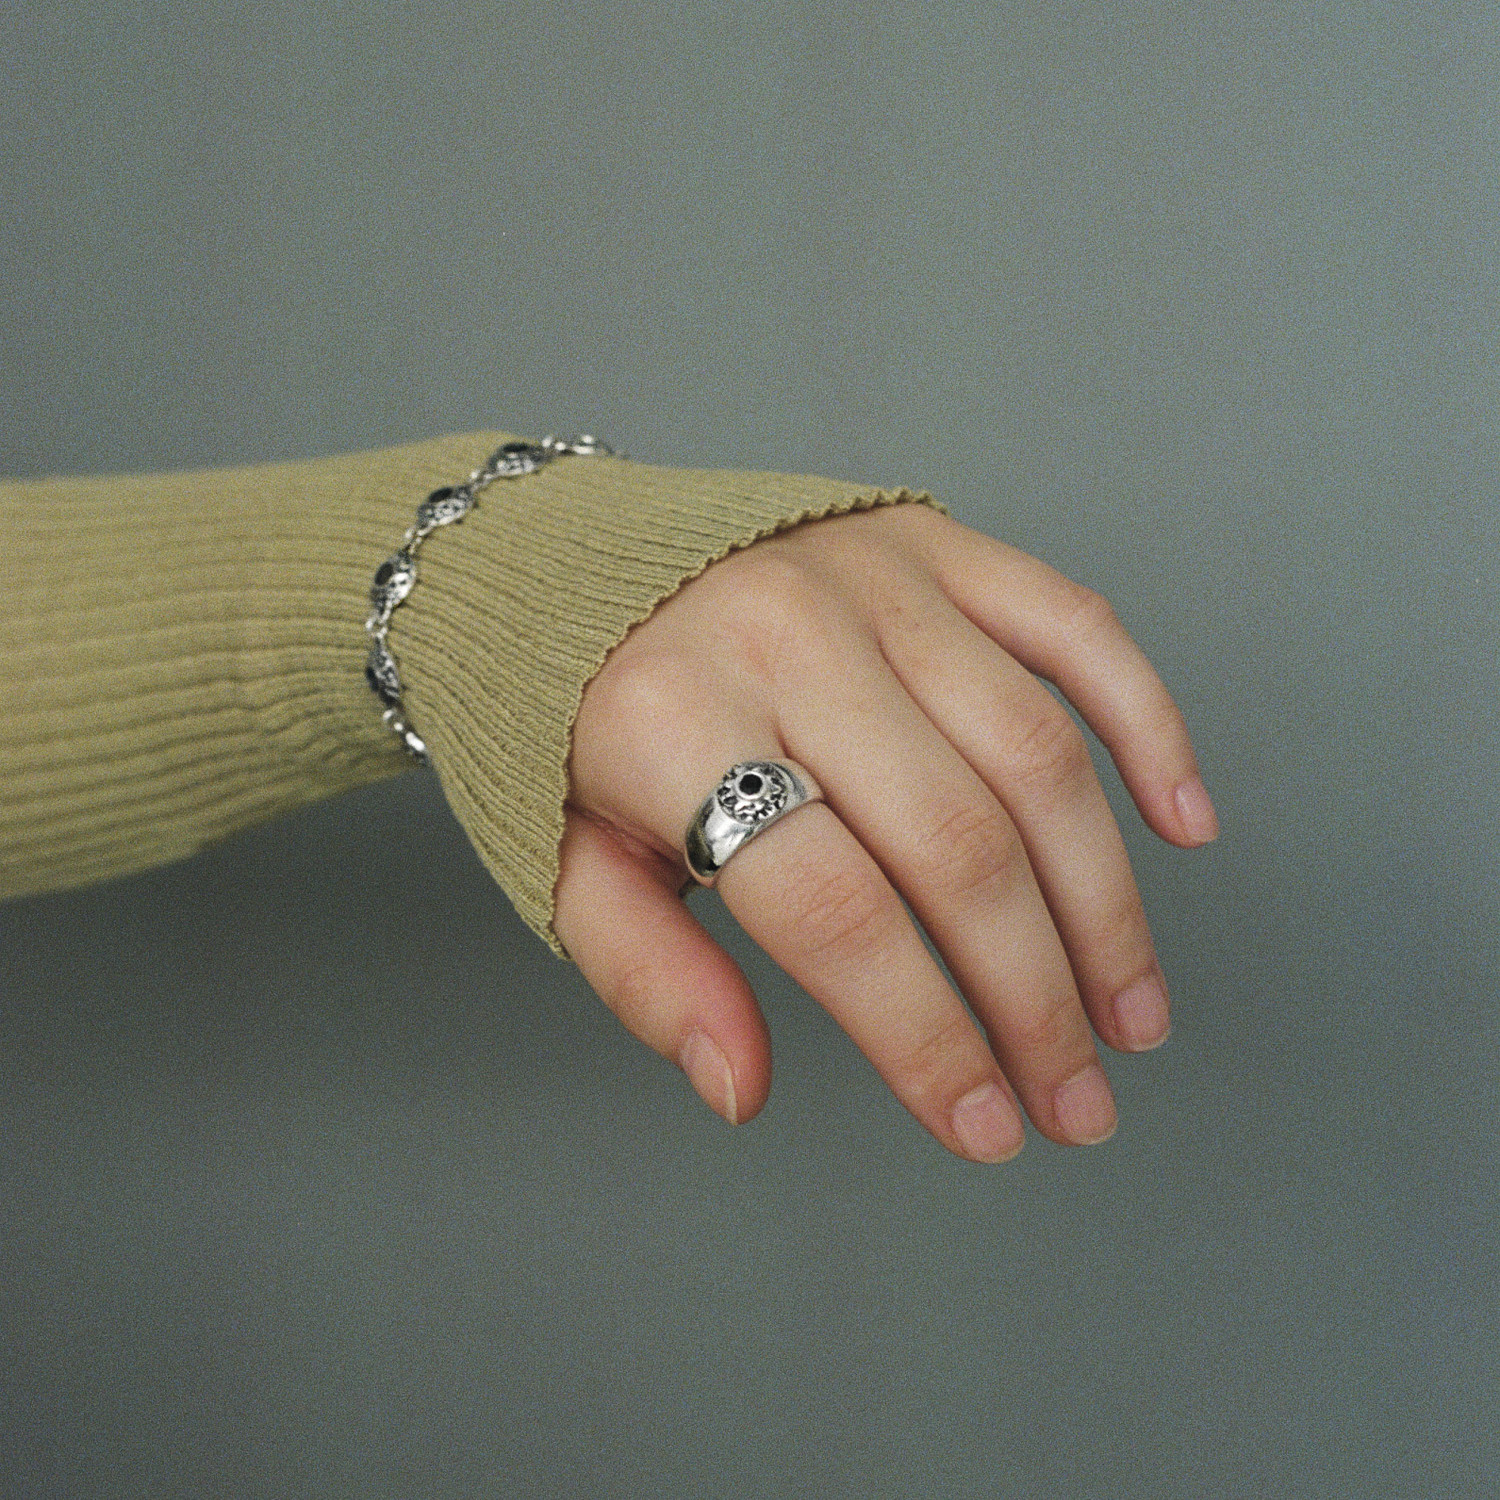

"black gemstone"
[427,486,454,503]
[375,561,393,586]
[738,772,763,796]
[364,664,378,691]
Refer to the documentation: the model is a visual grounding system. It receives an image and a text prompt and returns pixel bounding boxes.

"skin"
[552,501,1219,1163]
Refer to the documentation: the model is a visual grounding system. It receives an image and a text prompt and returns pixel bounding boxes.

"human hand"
[553,501,1219,1162]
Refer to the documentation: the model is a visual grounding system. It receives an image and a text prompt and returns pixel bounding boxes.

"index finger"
[898,508,1221,847]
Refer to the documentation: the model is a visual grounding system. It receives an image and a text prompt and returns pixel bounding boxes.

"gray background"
[2,1,1495,1495]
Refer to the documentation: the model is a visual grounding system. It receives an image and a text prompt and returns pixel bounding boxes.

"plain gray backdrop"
[2,2,1495,1496]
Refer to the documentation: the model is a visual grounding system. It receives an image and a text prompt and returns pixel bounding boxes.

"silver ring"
[685,759,825,887]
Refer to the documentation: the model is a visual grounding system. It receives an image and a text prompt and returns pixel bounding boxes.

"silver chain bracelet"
[364,433,616,765]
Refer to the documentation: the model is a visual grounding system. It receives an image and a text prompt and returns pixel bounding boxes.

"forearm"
[0,433,485,900]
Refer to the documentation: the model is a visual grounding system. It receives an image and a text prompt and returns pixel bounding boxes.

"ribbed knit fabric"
[1,431,946,959]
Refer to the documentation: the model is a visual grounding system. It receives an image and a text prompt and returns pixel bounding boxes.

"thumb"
[553,802,773,1126]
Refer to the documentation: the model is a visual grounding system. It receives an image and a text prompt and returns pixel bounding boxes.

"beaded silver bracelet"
[364,433,616,765]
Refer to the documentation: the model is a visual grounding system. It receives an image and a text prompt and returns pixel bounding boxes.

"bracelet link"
[365,636,403,706]
[414,484,474,536]
[490,441,547,479]
[369,548,417,621]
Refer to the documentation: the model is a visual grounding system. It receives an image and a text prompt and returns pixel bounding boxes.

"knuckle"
[1060,583,1120,642]
[911,801,1024,901]
[1095,886,1152,958]
[583,646,683,734]
[607,952,666,1033]
[786,863,902,967]
[1002,703,1093,794]
[716,553,850,686]
[1005,996,1077,1059]
[722,549,823,623]
[890,1009,987,1098]
[865,498,940,547]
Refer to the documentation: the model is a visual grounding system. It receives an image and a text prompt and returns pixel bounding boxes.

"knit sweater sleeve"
[0,430,947,959]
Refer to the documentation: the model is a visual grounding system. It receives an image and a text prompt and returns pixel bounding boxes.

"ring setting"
[685,759,823,886]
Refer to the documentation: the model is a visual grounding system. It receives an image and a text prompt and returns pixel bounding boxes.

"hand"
[553,501,1219,1162]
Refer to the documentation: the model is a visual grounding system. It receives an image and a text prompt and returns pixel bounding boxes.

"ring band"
[685,759,825,887]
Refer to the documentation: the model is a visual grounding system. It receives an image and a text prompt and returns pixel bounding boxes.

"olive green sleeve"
[0,431,946,960]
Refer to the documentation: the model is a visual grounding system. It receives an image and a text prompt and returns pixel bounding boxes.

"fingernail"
[680,1029,738,1125]
[1053,1065,1118,1144]
[1175,776,1220,844]
[1114,972,1171,1050]
[951,1081,1025,1163]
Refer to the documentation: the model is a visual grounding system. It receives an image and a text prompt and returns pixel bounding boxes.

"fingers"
[896,507,1220,848]
[760,627,1121,1147]
[716,804,1027,1164]
[869,569,1172,1056]
[553,801,772,1127]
